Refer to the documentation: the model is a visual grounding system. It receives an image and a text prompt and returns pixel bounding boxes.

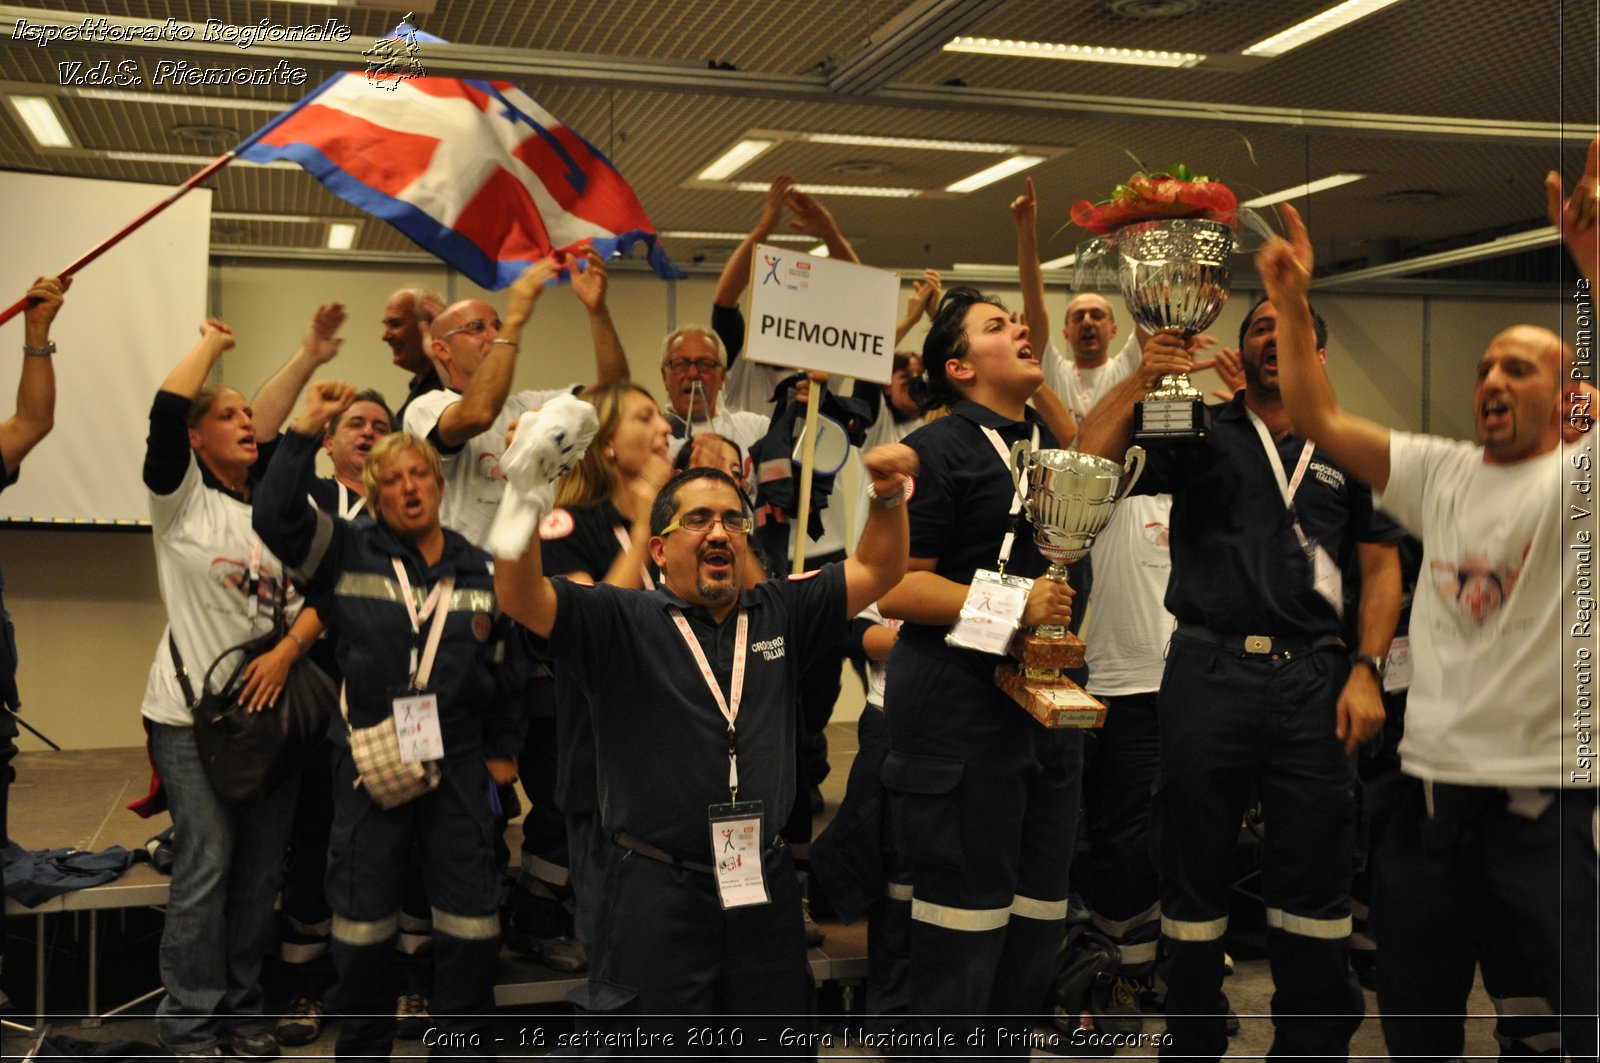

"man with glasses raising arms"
[404,251,629,547]
[495,443,916,1051]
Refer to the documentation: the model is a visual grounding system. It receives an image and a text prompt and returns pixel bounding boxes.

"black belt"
[1175,623,1344,660]
[613,831,783,876]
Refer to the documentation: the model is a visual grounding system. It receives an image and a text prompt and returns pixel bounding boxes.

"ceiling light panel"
[697,139,777,181]
[730,182,920,198]
[801,132,1018,153]
[326,222,359,250]
[10,95,74,147]
[1240,172,1368,207]
[1241,0,1407,58]
[945,36,1205,68]
[945,155,1045,193]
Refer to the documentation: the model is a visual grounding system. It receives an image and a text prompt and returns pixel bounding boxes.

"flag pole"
[791,379,822,574]
[0,151,237,328]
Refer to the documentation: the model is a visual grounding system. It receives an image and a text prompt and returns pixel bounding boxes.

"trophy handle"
[1009,439,1033,518]
[1116,445,1147,503]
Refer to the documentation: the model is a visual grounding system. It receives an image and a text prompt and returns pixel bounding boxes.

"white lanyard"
[1245,408,1317,554]
[980,423,1040,572]
[669,607,749,800]
[613,524,655,590]
[391,558,450,686]
[245,539,263,621]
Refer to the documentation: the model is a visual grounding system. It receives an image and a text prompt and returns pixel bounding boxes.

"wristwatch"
[1352,654,1388,681]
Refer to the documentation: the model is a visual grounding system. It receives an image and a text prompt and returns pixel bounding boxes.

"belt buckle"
[1243,635,1272,654]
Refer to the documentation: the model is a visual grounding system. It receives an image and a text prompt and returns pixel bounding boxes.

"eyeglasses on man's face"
[659,507,754,537]
[440,317,501,340]
[664,358,723,375]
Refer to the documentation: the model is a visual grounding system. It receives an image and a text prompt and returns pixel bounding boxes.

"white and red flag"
[236,74,682,287]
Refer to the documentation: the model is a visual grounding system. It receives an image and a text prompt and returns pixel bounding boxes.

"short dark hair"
[326,388,393,436]
[649,467,748,536]
[1239,295,1328,352]
[912,286,1008,414]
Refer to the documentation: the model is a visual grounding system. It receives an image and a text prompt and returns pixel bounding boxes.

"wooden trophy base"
[1009,629,1086,672]
[995,663,1106,729]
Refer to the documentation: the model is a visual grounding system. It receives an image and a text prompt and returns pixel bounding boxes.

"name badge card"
[946,569,1033,655]
[392,693,444,764]
[708,801,769,909]
[1384,635,1413,694]
[1309,542,1343,614]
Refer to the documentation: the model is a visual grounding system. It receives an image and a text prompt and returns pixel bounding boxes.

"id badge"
[1384,635,1413,694]
[391,692,445,764]
[946,569,1033,656]
[707,801,769,909]
[1309,543,1343,614]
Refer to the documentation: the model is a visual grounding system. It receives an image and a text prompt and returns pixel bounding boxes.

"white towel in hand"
[488,393,599,559]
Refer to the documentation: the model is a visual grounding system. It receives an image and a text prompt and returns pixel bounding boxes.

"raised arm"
[434,258,557,447]
[714,174,794,309]
[250,303,346,440]
[496,529,560,638]
[1548,134,1599,287]
[1012,177,1051,346]
[1259,204,1393,492]
[253,381,355,588]
[569,248,629,384]
[1074,331,1195,460]
[0,276,68,475]
[787,188,859,264]
[842,443,917,616]
[1031,381,1078,449]
[895,269,942,347]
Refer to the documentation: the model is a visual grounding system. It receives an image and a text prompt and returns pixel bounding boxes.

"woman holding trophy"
[874,285,1098,1052]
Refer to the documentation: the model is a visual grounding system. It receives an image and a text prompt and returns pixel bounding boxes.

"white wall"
[1,263,1566,750]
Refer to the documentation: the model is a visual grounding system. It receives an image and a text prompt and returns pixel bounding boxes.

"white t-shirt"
[1378,431,1593,788]
[1082,494,1176,697]
[405,386,573,548]
[142,457,301,726]
[1043,333,1141,420]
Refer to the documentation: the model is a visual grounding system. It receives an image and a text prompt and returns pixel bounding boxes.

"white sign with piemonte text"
[745,243,899,384]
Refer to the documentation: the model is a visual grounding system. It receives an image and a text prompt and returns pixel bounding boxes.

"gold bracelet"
[286,632,307,655]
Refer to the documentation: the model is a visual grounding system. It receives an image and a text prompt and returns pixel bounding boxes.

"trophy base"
[1009,630,1086,672]
[1133,395,1208,444]
[995,664,1106,729]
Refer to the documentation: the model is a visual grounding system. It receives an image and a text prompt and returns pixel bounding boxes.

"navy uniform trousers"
[884,640,1080,1059]
[1156,635,1364,1061]
[327,749,502,1059]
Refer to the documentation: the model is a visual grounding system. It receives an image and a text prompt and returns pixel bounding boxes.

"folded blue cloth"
[2,839,136,907]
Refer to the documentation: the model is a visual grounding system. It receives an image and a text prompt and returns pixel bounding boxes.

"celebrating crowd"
[1,138,1596,1063]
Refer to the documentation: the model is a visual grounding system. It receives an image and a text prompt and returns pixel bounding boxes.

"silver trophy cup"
[1009,442,1147,638]
[1110,218,1236,442]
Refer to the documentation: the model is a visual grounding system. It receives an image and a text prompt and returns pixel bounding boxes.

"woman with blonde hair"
[504,380,673,973]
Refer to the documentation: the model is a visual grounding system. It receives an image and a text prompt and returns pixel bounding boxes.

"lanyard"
[392,558,449,686]
[613,524,655,590]
[245,539,263,621]
[980,424,1039,573]
[1245,408,1318,555]
[669,607,749,801]
[336,481,361,520]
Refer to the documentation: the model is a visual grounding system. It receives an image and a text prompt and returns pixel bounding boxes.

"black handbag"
[169,585,334,804]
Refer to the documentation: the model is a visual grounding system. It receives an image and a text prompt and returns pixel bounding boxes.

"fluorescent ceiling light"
[326,222,359,250]
[697,139,777,181]
[946,155,1045,194]
[945,37,1204,68]
[801,132,1017,153]
[213,212,319,224]
[1040,253,1078,270]
[808,244,830,258]
[1240,172,1367,207]
[1242,0,1406,57]
[74,88,288,113]
[658,230,815,243]
[732,181,919,198]
[11,95,73,148]
[1317,226,1559,288]
[96,149,298,169]
[952,253,1077,272]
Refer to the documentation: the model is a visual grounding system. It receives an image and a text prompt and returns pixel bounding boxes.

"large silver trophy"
[1109,218,1235,443]
[996,443,1146,728]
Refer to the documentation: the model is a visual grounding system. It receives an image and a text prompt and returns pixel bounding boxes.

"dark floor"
[3,726,1499,1060]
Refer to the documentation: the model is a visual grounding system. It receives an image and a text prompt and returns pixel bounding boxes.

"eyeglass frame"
[658,507,755,537]
[663,357,724,375]
[439,317,502,340]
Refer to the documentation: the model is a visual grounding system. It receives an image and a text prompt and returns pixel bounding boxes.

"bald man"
[1261,155,1598,1059]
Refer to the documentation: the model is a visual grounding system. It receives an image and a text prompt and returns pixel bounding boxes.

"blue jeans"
[150,722,297,1052]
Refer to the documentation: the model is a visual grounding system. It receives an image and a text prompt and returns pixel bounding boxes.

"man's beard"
[697,577,736,603]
